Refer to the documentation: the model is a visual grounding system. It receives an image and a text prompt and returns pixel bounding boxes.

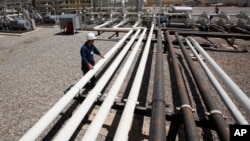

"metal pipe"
[149,28,166,141]
[175,33,230,141]
[169,31,250,40]
[189,37,250,115]
[113,20,128,28]
[94,20,142,32]
[54,25,140,141]
[113,24,154,141]
[185,38,248,125]
[166,31,200,141]
[230,26,250,34]
[94,20,113,29]
[81,28,142,141]
[19,29,134,141]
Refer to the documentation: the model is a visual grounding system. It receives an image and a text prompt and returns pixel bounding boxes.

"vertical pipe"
[149,28,166,141]
[189,37,250,115]
[81,29,142,141]
[165,31,200,141]
[185,38,248,125]
[19,29,134,141]
[175,32,229,141]
[113,24,154,141]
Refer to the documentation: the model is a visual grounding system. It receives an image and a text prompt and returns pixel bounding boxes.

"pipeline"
[81,28,142,141]
[175,32,230,141]
[189,37,250,115]
[53,22,141,141]
[185,38,248,125]
[19,28,135,141]
[165,31,200,141]
[113,24,154,141]
[149,28,166,141]
[230,25,250,34]
[169,31,250,40]
[93,20,142,32]
[207,24,226,32]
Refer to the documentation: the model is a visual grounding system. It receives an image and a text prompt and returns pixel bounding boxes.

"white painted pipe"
[114,23,155,141]
[81,28,144,141]
[94,19,141,32]
[189,37,250,115]
[19,29,134,141]
[113,20,128,28]
[185,38,248,124]
[53,21,140,140]
[94,20,113,29]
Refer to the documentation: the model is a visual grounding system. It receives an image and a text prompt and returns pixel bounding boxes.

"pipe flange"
[205,110,222,116]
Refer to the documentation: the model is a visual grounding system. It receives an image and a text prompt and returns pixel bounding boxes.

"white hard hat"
[86,32,96,40]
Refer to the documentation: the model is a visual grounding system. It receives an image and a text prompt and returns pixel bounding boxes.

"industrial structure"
[0,0,249,140]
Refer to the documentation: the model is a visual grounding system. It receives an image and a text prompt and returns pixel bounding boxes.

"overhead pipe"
[189,37,250,115]
[149,28,166,141]
[185,38,248,125]
[82,28,146,141]
[53,22,141,141]
[175,32,230,141]
[19,28,134,141]
[113,24,154,141]
[165,31,200,141]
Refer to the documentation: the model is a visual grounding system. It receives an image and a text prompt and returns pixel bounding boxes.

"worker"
[215,6,219,14]
[80,32,104,88]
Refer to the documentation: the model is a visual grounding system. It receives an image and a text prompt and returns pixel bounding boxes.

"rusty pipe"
[165,31,200,141]
[149,28,166,141]
[175,32,229,141]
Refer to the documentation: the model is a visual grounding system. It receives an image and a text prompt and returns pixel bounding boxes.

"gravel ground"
[0,7,250,141]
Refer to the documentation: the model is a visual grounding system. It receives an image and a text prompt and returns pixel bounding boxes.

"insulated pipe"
[175,33,229,141]
[53,22,140,140]
[82,28,145,141]
[185,38,248,125]
[149,28,166,141]
[189,37,250,115]
[166,32,200,141]
[19,29,134,141]
[113,24,154,141]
